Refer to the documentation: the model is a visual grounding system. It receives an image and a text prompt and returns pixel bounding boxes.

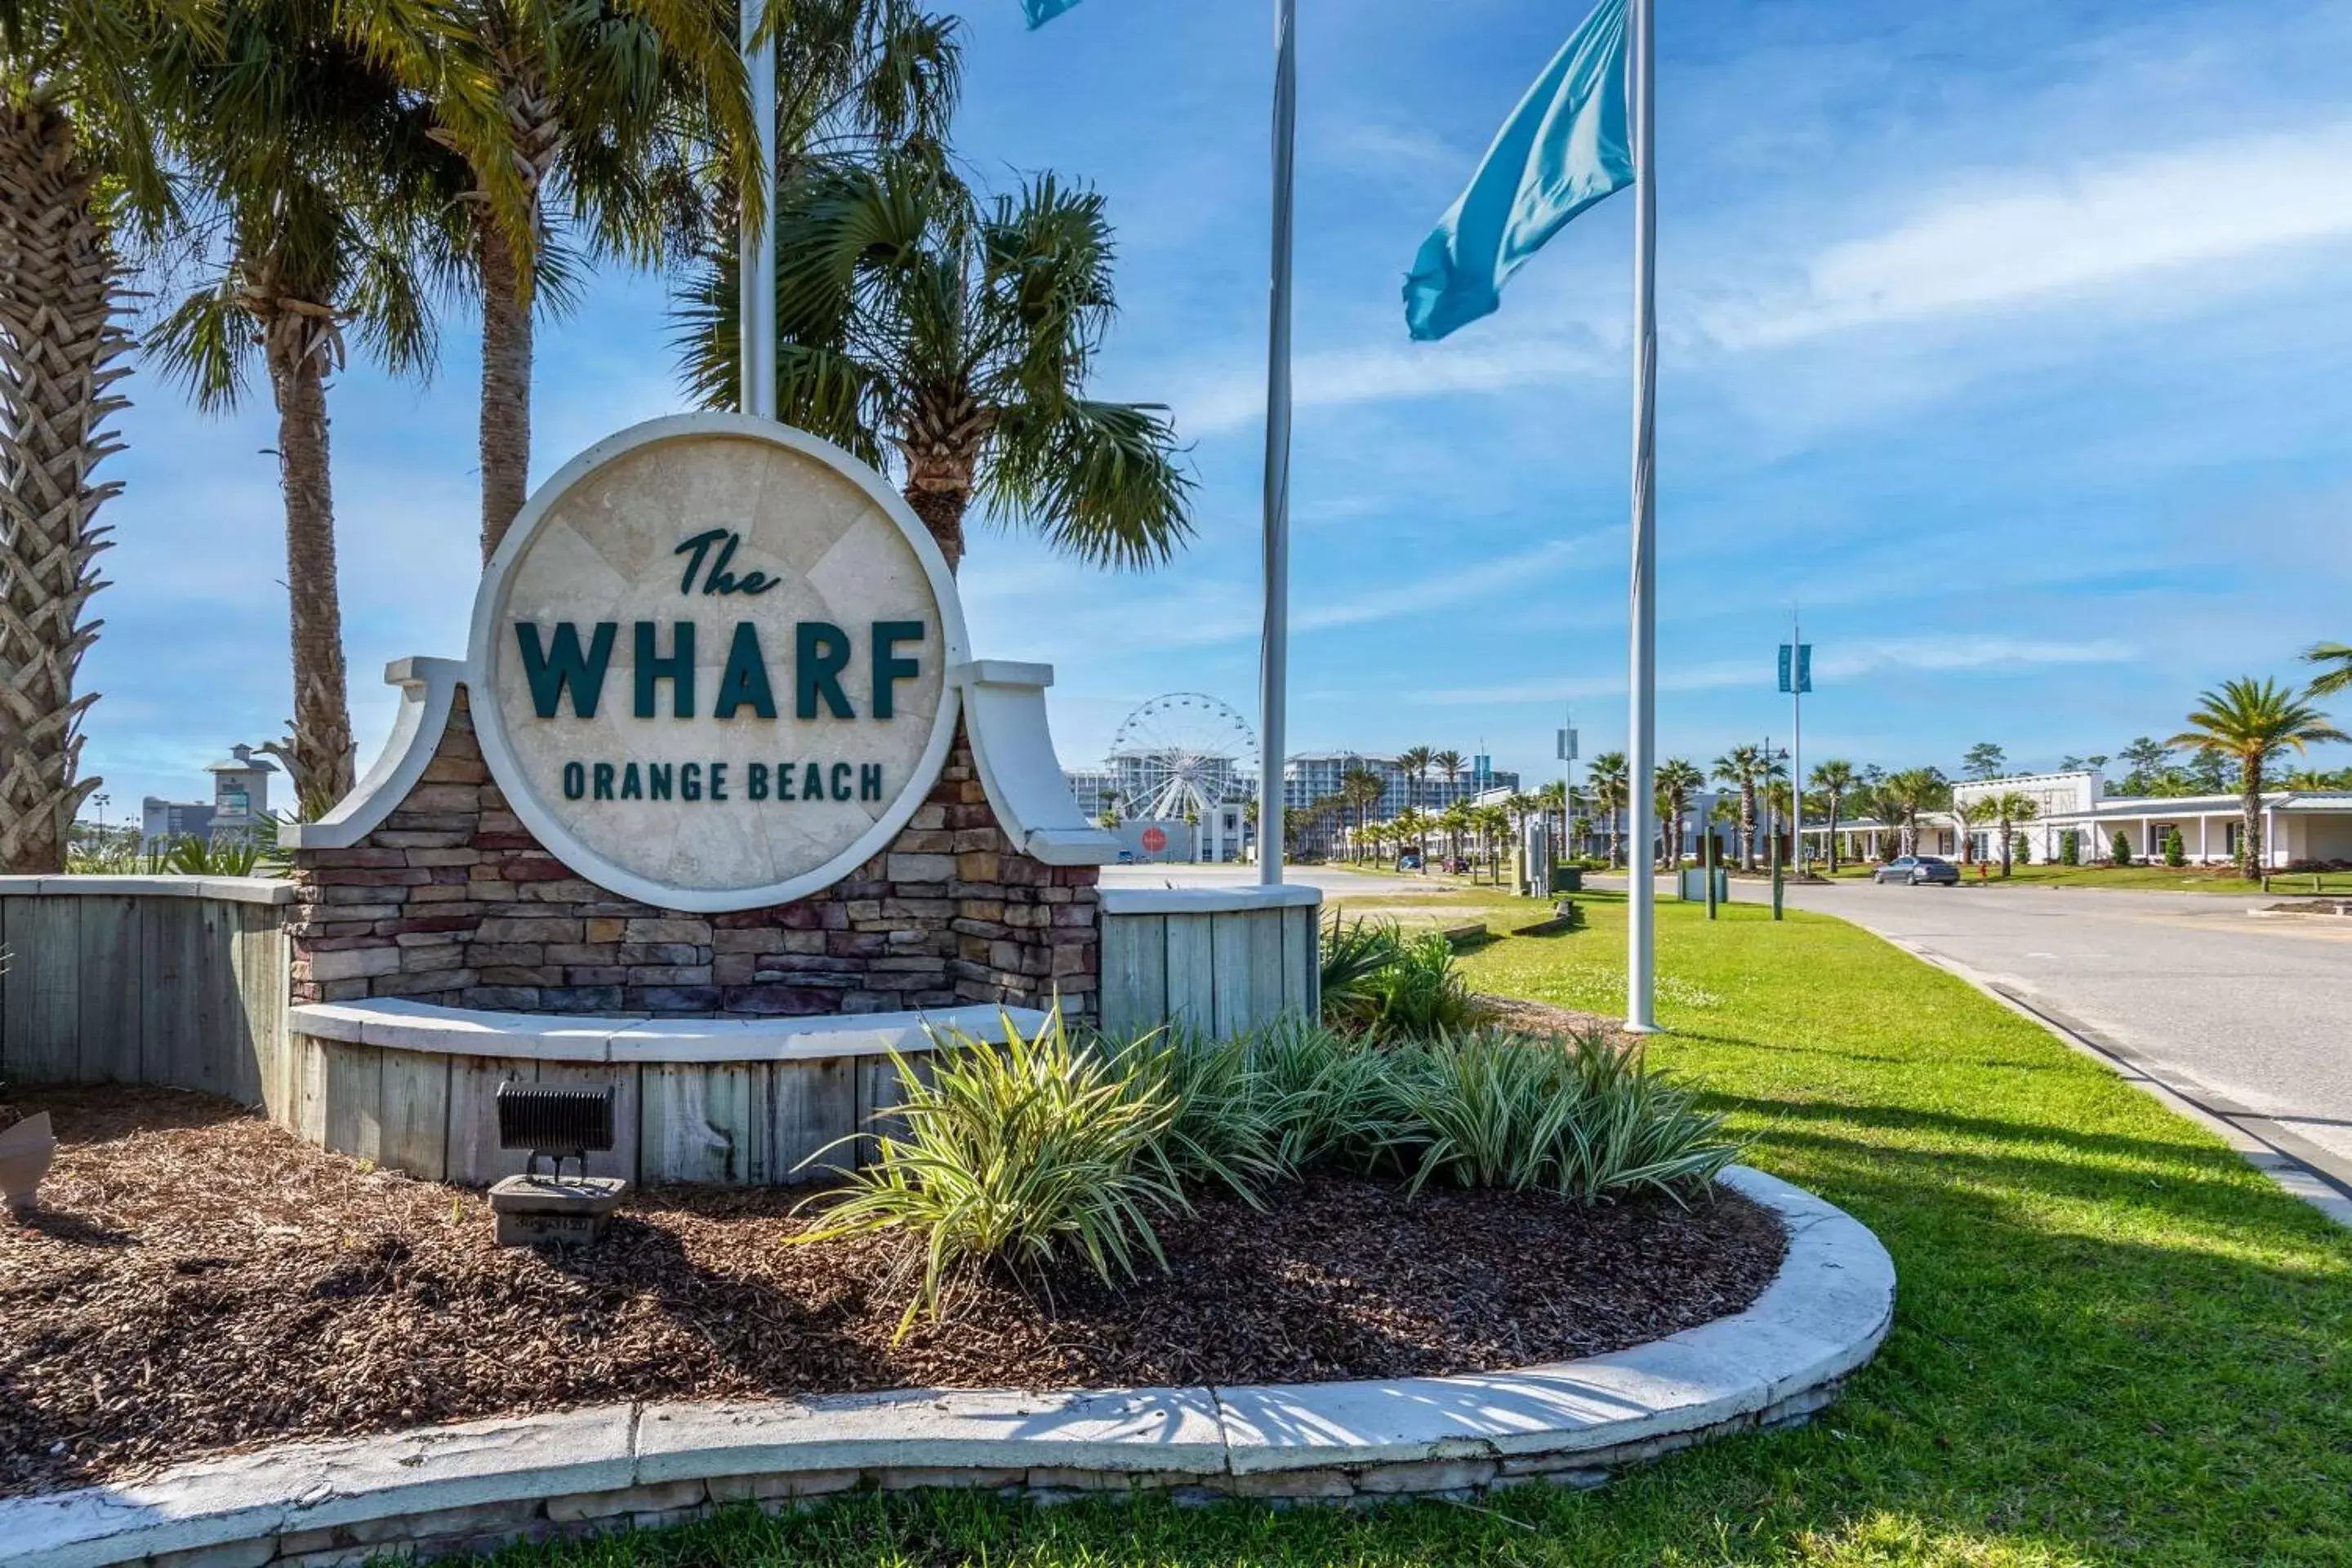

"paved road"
[1740,879,2352,1180]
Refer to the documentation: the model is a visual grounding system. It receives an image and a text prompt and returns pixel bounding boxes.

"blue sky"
[87,0,2352,817]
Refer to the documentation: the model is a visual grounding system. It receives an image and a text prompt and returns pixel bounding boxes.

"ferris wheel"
[1108,693,1258,820]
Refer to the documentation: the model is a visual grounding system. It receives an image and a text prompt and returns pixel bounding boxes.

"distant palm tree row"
[1,0,1192,871]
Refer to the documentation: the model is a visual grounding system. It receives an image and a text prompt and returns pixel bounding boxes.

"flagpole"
[739,2,777,420]
[1256,0,1297,887]
[1624,0,1659,1033]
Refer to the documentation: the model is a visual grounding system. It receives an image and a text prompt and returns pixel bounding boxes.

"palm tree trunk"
[266,322,355,813]
[1998,813,2013,876]
[2240,759,2263,879]
[904,483,968,572]
[1826,795,1842,873]
[0,103,118,872]
[1740,786,1756,871]
[476,216,532,562]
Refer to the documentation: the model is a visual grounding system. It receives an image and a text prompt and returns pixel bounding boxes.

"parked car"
[1398,852,1423,871]
[1873,854,1959,886]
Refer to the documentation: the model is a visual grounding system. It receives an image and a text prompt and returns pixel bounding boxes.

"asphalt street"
[1744,878,2352,1185]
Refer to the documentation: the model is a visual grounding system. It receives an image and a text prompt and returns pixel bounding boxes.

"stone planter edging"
[7,1166,1894,1568]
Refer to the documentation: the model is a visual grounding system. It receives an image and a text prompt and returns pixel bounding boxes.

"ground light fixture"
[486,1081,626,1247]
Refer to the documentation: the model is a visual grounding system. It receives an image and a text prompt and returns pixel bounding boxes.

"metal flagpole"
[1789,604,1802,875]
[739,2,777,420]
[1624,0,1659,1032]
[1256,0,1297,887]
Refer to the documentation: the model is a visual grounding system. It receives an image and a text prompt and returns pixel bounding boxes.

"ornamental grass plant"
[791,1013,1183,1334]
[799,1006,1744,1330]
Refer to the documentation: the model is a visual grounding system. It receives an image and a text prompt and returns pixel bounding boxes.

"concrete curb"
[7,1166,1893,1568]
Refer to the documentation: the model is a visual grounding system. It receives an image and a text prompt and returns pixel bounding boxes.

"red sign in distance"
[1140,826,1168,853]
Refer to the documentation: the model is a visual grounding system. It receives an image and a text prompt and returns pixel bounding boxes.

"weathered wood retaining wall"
[1097,886,1321,1040]
[1,879,1323,1189]
[0,877,291,1101]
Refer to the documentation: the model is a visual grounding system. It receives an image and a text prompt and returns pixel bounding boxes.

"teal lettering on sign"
[516,621,617,719]
[715,621,779,719]
[635,621,696,718]
[796,622,853,719]
[871,621,924,719]
[674,528,779,597]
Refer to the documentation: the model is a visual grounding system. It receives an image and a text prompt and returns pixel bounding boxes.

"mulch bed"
[1,1085,1784,1499]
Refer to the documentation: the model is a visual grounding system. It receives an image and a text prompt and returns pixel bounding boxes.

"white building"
[143,743,278,848]
[1806,768,2352,869]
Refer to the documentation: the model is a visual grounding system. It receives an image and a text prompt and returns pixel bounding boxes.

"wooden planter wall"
[0,879,291,1102]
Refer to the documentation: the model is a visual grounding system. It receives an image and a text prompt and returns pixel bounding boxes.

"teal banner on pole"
[1402,0,1633,341]
[1778,644,1812,693]
[1022,0,1085,26]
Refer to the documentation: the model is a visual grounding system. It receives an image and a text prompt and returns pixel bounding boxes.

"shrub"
[1319,915,1486,1038]
[1247,1015,1410,1174]
[1117,1028,1285,1203]
[2163,828,2186,868]
[2112,830,2134,867]
[2012,833,2032,866]
[793,1013,1183,1332]
[1318,915,1404,1020]
[1383,1030,1742,1200]
[2059,830,2080,865]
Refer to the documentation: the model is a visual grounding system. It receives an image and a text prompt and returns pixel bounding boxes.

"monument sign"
[467,414,969,911]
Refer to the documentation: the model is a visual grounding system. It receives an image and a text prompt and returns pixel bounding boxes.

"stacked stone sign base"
[291,693,1098,1022]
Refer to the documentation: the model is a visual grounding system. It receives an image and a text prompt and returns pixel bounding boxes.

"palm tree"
[1535,777,1568,853]
[2303,643,2352,699]
[1810,759,1858,873]
[1958,796,1997,866]
[1396,744,1433,810]
[682,149,1189,573]
[2172,677,2350,878]
[1984,790,2038,877]
[1473,802,1511,878]
[1881,768,1949,858]
[1431,747,1466,811]
[152,2,466,811]
[0,0,209,871]
[1656,758,1704,868]
[1437,800,1472,873]
[367,0,957,559]
[1339,764,1384,864]
[1711,744,1766,871]
[1392,805,1433,870]
[1587,751,1628,868]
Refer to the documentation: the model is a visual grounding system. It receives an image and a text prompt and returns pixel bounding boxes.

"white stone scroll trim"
[951,660,1120,867]
[280,657,466,853]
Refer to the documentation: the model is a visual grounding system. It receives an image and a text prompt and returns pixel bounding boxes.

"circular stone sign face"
[467,414,969,913]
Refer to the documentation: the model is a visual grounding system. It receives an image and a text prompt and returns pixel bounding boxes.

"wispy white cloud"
[1713,122,2352,347]
[1414,636,2140,705]
[1176,335,1609,435]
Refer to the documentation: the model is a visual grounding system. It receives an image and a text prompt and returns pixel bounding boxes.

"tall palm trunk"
[476,216,532,560]
[2239,758,2264,879]
[470,64,559,563]
[1825,792,1842,873]
[1739,783,1757,871]
[0,103,118,872]
[1998,811,2014,877]
[261,309,355,813]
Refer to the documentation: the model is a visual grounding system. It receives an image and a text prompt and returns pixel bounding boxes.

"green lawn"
[484,895,2352,1567]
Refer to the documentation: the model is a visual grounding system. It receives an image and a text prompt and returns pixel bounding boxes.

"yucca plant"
[1115,1027,1284,1205]
[792,1012,1183,1333]
[1248,1016,1410,1174]
[1317,913,1402,1022]
[1384,1033,1580,1195]
[1386,1029,1741,1201]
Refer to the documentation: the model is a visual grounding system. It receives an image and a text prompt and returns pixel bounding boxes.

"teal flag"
[1022,0,1085,25]
[1403,0,1633,341]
